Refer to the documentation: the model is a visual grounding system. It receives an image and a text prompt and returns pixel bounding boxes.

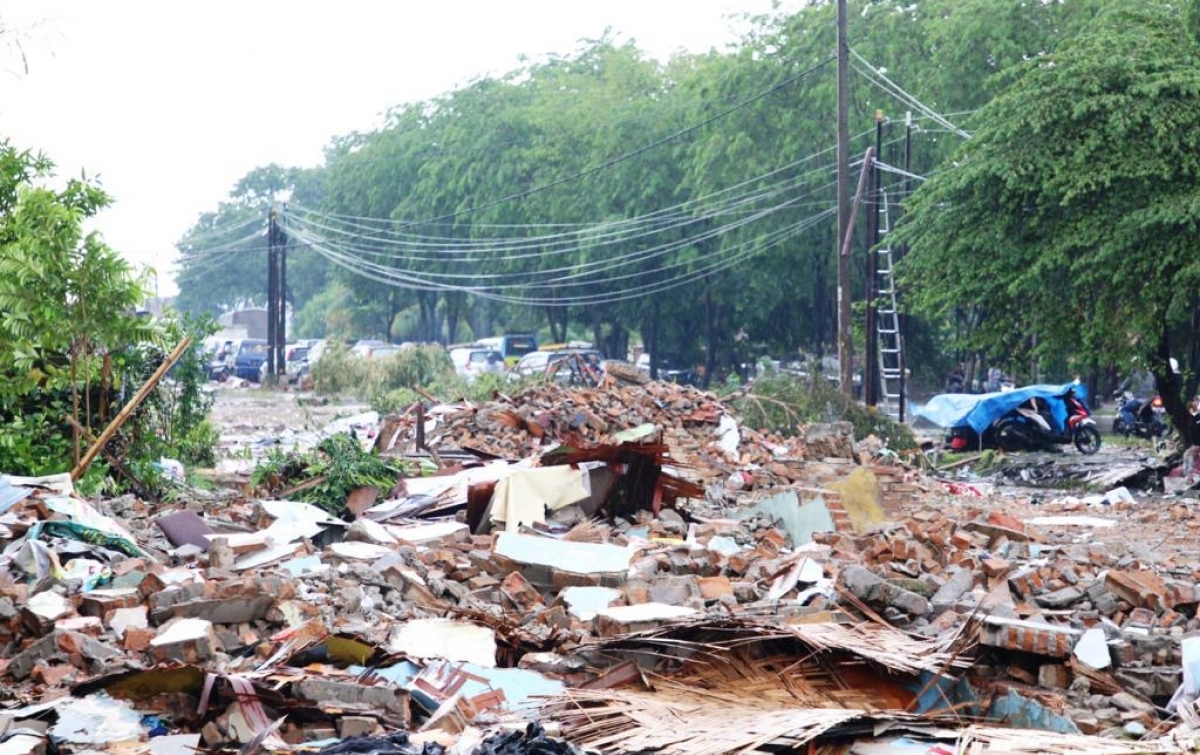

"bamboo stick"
[70,336,192,481]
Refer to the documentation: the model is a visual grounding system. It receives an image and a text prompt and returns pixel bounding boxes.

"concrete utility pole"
[836,0,853,396]
[276,207,287,380]
[267,209,278,379]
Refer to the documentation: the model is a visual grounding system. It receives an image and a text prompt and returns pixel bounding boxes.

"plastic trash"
[1168,635,1200,712]
[471,723,586,755]
[726,471,754,491]
[315,731,444,755]
[154,458,186,483]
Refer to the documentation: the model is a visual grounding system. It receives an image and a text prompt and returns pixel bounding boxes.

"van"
[476,334,538,368]
[228,339,269,381]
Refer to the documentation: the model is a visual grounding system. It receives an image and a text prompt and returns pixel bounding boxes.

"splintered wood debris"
[580,614,974,676]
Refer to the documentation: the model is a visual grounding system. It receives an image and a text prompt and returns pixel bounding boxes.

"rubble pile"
[375,380,846,495]
[2,378,1200,754]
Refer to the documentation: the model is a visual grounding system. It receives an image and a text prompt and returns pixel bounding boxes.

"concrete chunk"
[293,679,408,726]
[931,568,975,611]
[980,616,1080,658]
[596,603,697,636]
[1073,627,1111,669]
[494,532,632,582]
[150,618,220,663]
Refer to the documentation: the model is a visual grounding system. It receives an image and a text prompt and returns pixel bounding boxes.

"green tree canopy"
[898,0,1200,438]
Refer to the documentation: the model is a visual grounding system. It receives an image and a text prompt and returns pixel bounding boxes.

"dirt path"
[208,384,372,469]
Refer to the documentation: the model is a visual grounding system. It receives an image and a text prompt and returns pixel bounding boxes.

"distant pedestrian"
[986,366,1003,393]
[946,363,965,393]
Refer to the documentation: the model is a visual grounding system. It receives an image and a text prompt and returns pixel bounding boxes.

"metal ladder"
[875,189,905,420]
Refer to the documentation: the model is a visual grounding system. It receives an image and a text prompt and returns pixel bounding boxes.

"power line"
[286,123,863,246]
[280,172,834,267]
[285,189,825,288]
[849,50,971,139]
[306,207,835,306]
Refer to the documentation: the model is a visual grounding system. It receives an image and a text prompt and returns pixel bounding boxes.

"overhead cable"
[849,49,971,139]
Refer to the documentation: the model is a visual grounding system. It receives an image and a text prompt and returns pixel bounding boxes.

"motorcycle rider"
[1118,393,1147,428]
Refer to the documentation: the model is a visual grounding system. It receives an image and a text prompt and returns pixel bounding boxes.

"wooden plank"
[71,336,192,481]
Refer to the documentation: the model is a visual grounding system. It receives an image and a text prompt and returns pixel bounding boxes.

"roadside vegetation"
[731,371,917,451]
[0,143,217,493]
[173,0,1200,447]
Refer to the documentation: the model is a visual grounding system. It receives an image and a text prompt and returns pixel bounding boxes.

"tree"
[175,164,329,317]
[0,141,160,471]
[898,0,1200,442]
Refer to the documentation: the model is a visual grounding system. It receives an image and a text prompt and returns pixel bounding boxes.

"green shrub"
[311,342,368,396]
[314,344,453,401]
[734,373,916,450]
[374,345,453,389]
[251,432,405,515]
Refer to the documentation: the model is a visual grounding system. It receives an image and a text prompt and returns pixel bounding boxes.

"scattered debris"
[1,379,1200,754]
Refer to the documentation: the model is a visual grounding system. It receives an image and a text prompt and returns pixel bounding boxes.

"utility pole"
[267,209,279,379]
[836,0,853,397]
[276,207,287,380]
[865,110,883,406]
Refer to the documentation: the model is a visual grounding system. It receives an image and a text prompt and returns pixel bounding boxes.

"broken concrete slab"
[106,606,149,640]
[1074,626,1112,669]
[328,541,395,561]
[21,591,71,635]
[596,603,698,636]
[560,586,622,620]
[387,618,497,667]
[493,532,632,582]
[346,517,398,546]
[293,678,409,726]
[7,630,123,680]
[980,616,1081,658]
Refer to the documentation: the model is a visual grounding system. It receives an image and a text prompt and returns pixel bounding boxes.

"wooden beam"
[71,337,192,481]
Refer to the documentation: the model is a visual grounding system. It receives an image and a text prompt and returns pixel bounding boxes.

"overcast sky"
[0,1,798,296]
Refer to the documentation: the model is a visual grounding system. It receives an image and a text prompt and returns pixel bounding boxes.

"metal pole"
[865,110,883,406]
[836,0,853,396]
[898,111,913,422]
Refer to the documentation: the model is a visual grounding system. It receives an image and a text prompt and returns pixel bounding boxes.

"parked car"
[450,347,505,380]
[363,344,404,360]
[228,339,269,381]
[305,339,330,365]
[258,344,312,384]
[635,353,694,384]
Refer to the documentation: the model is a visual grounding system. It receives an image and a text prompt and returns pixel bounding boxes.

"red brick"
[982,558,1012,578]
[986,511,1026,534]
[697,576,733,600]
[124,627,155,652]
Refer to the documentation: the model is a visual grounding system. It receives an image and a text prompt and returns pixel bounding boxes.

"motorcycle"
[1112,392,1169,439]
[991,389,1101,455]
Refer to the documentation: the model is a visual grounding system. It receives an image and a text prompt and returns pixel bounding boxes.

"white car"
[450,347,505,380]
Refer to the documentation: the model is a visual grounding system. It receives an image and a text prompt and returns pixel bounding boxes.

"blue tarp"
[915,382,1087,435]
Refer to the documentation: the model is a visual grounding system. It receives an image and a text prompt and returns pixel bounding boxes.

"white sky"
[0,1,797,296]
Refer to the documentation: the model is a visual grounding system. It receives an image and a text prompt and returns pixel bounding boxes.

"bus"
[476,334,538,368]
